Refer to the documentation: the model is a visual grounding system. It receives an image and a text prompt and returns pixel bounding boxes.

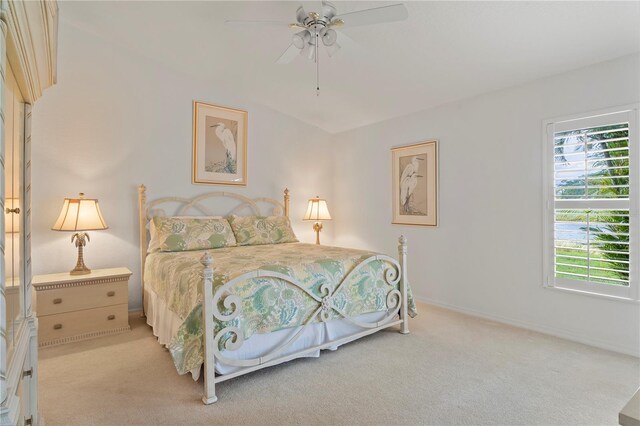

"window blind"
[553,123,630,287]
[545,108,639,300]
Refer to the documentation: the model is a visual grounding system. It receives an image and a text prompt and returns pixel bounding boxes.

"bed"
[138,185,415,404]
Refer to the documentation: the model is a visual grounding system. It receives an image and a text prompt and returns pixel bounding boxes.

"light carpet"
[38,302,639,425]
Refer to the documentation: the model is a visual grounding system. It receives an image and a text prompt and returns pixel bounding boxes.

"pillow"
[149,216,237,252]
[227,215,298,246]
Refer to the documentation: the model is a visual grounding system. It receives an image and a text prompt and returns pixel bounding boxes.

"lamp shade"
[303,196,332,221]
[52,194,108,231]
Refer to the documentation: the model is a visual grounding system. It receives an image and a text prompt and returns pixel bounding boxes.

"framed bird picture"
[192,100,248,185]
[391,140,438,226]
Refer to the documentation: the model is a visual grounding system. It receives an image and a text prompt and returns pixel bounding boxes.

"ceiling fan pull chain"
[316,27,320,96]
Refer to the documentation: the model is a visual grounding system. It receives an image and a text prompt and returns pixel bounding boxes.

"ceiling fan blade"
[322,1,337,20]
[335,30,358,50]
[225,20,291,29]
[276,43,301,64]
[296,5,307,24]
[333,3,408,28]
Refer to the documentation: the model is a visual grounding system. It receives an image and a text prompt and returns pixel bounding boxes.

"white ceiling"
[60,1,640,134]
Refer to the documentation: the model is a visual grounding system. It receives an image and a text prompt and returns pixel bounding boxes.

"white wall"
[31,20,334,310]
[331,54,640,356]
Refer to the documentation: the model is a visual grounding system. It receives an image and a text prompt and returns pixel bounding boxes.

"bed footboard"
[199,236,410,404]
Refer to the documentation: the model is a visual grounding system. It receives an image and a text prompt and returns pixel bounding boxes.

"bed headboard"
[137,184,290,314]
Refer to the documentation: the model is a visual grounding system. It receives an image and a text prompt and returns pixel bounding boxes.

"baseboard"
[128,309,144,318]
[415,296,640,358]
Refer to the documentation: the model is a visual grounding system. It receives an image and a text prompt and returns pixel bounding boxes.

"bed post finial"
[398,235,409,334]
[200,251,217,404]
[201,251,213,269]
[284,188,290,218]
[138,184,148,317]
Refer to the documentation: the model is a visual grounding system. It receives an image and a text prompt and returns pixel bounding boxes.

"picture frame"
[192,100,248,186]
[391,140,438,226]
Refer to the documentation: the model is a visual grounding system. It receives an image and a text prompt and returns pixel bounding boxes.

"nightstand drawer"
[39,304,129,345]
[36,280,128,316]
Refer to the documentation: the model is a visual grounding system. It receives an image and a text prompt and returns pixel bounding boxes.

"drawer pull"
[107,315,116,321]
[53,324,62,330]
[107,291,116,297]
[53,298,62,304]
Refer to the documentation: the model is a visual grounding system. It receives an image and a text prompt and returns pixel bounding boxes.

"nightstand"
[33,267,132,347]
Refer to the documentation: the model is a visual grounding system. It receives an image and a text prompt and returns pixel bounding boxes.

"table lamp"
[52,193,108,275]
[303,196,331,245]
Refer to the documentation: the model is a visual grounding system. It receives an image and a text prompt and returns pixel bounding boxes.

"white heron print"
[205,116,238,174]
[399,154,427,215]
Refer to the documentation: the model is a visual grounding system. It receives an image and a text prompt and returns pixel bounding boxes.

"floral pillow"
[149,216,237,252]
[227,215,298,246]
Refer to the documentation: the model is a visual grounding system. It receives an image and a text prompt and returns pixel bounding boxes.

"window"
[543,107,639,300]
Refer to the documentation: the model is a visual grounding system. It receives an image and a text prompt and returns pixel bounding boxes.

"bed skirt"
[144,287,387,379]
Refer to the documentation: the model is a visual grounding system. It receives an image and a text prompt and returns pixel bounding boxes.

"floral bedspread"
[144,243,417,375]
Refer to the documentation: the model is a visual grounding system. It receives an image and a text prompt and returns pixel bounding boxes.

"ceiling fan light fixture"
[321,28,337,46]
[292,30,310,49]
[326,42,341,57]
[322,1,337,21]
[299,43,310,57]
[296,6,307,24]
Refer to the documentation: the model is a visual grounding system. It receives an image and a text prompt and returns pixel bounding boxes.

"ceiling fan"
[226,2,409,95]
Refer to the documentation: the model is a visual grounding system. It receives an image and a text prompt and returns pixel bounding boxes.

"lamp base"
[70,266,91,275]
[70,232,91,275]
[313,222,323,245]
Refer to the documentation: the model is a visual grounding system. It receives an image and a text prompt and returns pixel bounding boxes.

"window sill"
[543,284,640,304]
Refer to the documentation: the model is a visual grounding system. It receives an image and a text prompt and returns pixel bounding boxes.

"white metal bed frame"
[138,184,410,404]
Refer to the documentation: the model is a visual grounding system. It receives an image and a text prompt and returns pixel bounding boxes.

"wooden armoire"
[0,1,58,425]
